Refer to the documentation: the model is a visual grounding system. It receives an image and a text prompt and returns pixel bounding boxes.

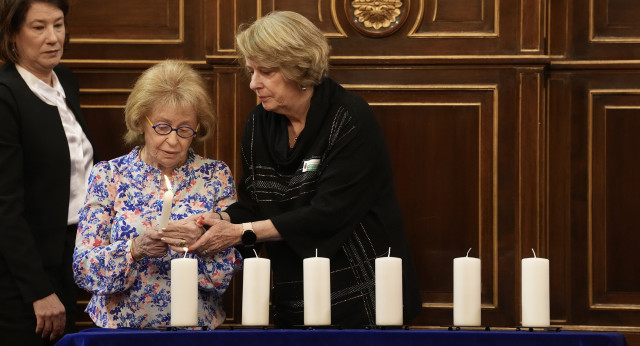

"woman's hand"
[188,213,242,256]
[160,217,207,252]
[131,226,168,260]
[32,293,66,341]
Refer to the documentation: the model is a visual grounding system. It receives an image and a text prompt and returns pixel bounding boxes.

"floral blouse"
[73,147,241,329]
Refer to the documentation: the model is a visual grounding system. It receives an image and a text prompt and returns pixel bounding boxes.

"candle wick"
[388,247,391,257]
[532,248,536,258]
[466,248,472,257]
[253,248,259,258]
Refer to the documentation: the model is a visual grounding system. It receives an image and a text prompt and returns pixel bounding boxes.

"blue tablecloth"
[55,327,628,346]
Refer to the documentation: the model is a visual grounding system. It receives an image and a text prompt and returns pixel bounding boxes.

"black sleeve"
[0,84,55,303]
[225,113,264,223]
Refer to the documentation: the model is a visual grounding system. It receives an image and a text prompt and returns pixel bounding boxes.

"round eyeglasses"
[145,116,200,138]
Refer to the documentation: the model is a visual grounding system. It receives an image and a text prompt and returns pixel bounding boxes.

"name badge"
[302,158,321,172]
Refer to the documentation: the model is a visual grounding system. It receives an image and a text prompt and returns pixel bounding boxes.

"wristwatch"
[241,222,257,247]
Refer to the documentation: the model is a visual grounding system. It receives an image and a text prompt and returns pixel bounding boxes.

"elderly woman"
[72,60,241,329]
[0,0,95,344]
[182,11,421,328]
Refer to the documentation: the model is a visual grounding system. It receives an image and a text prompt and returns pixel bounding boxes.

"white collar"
[15,64,66,105]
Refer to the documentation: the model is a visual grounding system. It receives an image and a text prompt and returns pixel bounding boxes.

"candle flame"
[315,248,318,257]
[466,248,472,257]
[531,248,536,258]
[388,247,391,257]
[164,175,172,191]
[183,247,189,257]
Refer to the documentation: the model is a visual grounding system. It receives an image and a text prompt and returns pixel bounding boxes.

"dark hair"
[0,0,70,63]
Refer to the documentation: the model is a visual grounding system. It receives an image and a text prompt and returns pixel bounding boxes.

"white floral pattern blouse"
[73,147,241,329]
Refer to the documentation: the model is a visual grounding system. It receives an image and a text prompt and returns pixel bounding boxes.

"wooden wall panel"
[65,0,207,62]
[590,91,640,307]
[69,1,181,40]
[566,0,640,59]
[547,71,640,330]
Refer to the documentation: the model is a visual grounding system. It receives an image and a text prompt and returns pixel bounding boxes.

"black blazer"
[0,62,95,305]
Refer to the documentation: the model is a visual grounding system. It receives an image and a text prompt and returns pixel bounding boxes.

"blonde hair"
[235,11,330,87]
[124,60,216,146]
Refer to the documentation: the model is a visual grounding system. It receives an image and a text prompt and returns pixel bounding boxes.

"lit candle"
[453,248,481,326]
[242,249,271,326]
[303,249,331,326]
[521,249,550,327]
[171,250,198,326]
[375,247,403,326]
[158,175,173,229]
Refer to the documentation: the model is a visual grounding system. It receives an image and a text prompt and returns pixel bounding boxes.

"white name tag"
[302,158,321,172]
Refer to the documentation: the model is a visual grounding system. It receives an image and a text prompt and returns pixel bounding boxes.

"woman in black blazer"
[0,1,95,345]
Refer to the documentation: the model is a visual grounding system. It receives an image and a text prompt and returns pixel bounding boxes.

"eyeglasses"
[145,116,200,138]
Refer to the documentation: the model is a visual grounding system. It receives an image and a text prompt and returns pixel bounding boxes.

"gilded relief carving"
[348,0,408,37]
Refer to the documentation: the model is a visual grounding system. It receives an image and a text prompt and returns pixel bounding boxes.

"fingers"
[161,220,205,242]
[49,314,66,341]
[188,236,205,252]
[33,294,65,340]
[161,236,188,248]
[198,213,225,229]
[168,244,189,253]
[35,313,43,336]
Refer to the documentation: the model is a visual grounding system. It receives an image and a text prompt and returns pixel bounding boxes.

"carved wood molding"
[347,0,410,37]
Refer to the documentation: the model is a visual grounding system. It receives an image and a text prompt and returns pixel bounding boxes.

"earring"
[300,86,307,91]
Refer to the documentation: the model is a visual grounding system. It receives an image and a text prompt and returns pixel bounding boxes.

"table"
[55,327,628,346]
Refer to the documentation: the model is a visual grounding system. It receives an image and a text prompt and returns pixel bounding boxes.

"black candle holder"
[515,326,562,332]
[292,324,343,330]
[365,325,410,330]
[165,326,209,331]
[445,325,491,331]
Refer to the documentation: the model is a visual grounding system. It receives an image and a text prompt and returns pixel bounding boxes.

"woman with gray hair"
[176,11,421,328]
[73,60,241,329]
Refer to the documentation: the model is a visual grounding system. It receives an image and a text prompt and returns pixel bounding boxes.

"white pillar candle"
[521,249,550,327]
[158,175,173,229]
[303,249,331,326]
[242,255,271,326]
[375,248,403,326]
[453,249,481,326]
[171,257,198,326]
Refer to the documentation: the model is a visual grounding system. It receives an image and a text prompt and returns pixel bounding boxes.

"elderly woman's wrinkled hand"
[188,213,241,256]
[131,226,168,261]
[160,217,207,252]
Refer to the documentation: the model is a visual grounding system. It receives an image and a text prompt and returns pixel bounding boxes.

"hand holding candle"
[375,247,403,326]
[171,249,198,326]
[242,249,271,326]
[158,175,173,229]
[303,249,331,326]
[453,248,481,326]
[521,249,550,327]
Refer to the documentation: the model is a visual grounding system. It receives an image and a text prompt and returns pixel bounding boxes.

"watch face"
[242,229,257,246]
